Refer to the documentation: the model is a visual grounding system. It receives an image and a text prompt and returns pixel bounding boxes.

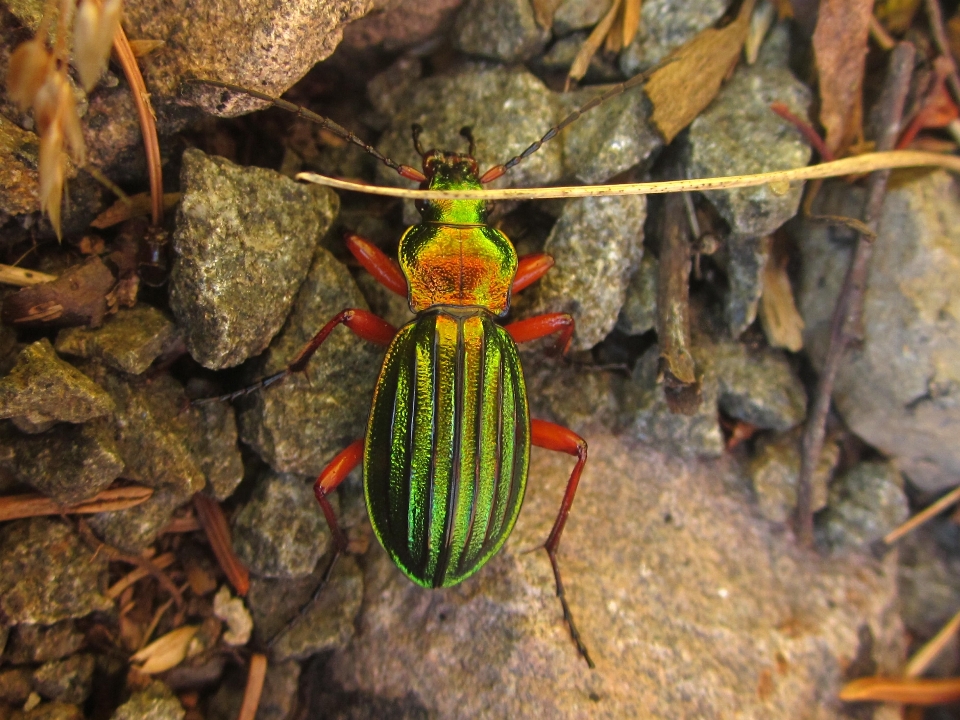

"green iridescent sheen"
[364,309,530,588]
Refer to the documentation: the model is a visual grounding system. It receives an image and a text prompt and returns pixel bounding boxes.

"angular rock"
[190,401,244,502]
[898,520,960,639]
[0,419,123,504]
[246,553,331,644]
[748,432,839,524]
[0,667,31,705]
[453,0,549,63]
[170,148,339,370]
[55,305,179,375]
[616,253,658,336]
[712,342,806,431]
[343,0,465,53]
[232,472,331,579]
[271,557,364,662]
[9,702,83,720]
[32,655,95,704]
[376,67,562,193]
[366,57,423,119]
[0,519,111,625]
[535,34,622,85]
[109,681,184,720]
[125,0,371,117]
[617,344,723,458]
[238,247,381,477]
[818,462,909,551]
[2,621,85,664]
[619,0,728,76]
[522,353,619,435]
[87,488,186,554]
[683,53,812,335]
[797,171,960,492]
[561,85,662,184]
[0,340,114,433]
[526,195,646,351]
[0,114,39,215]
[329,432,903,717]
[553,0,613,35]
[254,659,301,720]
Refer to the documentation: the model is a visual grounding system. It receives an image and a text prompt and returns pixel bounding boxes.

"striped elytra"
[364,307,530,589]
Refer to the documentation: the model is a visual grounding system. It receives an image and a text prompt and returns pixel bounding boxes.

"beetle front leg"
[197,309,396,404]
[505,312,575,354]
[530,418,594,669]
[512,254,554,293]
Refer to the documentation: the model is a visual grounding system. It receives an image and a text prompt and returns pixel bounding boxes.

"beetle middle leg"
[505,312,575,354]
[530,418,594,669]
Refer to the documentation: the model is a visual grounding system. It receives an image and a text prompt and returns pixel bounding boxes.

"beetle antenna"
[185,78,426,182]
[459,126,476,157]
[412,123,427,157]
[479,60,670,184]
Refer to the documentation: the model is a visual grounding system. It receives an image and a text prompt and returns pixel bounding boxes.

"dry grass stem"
[567,0,623,86]
[138,596,175,650]
[884,484,960,544]
[91,191,180,229]
[870,14,897,50]
[839,676,960,704]
[905,607,960,677]
[106,552,176,599]
[759,241,804,352]
[0,484,152,521]
[0,264,57,286]
[237,654,268,720]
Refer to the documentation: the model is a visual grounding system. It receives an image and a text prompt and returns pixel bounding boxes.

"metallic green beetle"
[200,71,661,666]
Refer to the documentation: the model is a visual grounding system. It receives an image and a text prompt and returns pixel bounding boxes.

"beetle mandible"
[198,67,661,668]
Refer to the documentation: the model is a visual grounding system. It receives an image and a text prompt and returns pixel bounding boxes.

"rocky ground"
[1,0,959,718]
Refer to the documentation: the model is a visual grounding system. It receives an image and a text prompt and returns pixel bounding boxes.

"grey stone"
[11,703,84,720]
[32,655,94,704]
[2,621,85,664]
[246,553,331,644]
[712,342,807,431]
[190,401,244,502]
[366,57,423,119]
[125,0,370,119]
[683,56,812,335]
[271,557,364,662]
[748,432,839,524]
[0,519,111,625]
[342,0,466,54]
[616,253,658,335]
[797,171,960,492]
[238,247,382,478]
[617,344,724,458]
[255,659,301,720]
[522,353,619,435]
[376,67,562,194]
[619,0,728,76]
[526,195,646,351]
[109,681,184,720]
[329,432,903,718]
[819,462,909,551]
[170,148,339,370]
[535,34,622,84]
[898,521,960,639]
[87,487,186,554]
[0,340,114,432]
[453,0,549,63]
[553,0,613,35]
[55,305,179,375]
[0,419,123,504]
[561,85,662,185]
[233,471,331,579]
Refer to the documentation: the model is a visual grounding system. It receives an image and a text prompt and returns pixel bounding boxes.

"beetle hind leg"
[530,418,594,669]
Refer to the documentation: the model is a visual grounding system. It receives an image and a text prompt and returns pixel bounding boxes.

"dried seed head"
[39,120,66,239]
[74,0,123,91]
[33,71,66,136]
[7,38,52,112]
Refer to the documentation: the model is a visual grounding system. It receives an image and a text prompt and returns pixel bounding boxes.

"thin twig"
[795,42,915,547]
[76,519,185,608]
[0,484,153,522]
[905,607,960,677]
[237,654,268,720]
[111,24,162,227]
[0,264,56,287]
[138,596,175,651]
[869,14,896,51]
[924,0,960,108]
[885,484,960,544]
[106,552,176,599]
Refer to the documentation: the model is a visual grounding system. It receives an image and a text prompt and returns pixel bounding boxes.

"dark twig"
[794,42,915,547]
[656,191,701,415]
[924,0,960,108]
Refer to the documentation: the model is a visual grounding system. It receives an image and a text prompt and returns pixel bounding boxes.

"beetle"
[197,67,665,668]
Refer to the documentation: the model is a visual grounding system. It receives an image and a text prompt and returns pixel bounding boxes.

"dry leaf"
[813,0,874,156]
[91,191,180,229]
[130,625,200,674]
[127,39,165,57]
[568,0,623,85]
[746,0,777,64]
[644,0,757,143]
[759,238,804,352]
[622,0,641,47]
[0,484,152,522]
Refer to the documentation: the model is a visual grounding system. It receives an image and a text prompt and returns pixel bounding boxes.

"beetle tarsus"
[547,547,595,669]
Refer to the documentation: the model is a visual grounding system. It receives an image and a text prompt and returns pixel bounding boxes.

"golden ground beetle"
[198,66,665,668]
